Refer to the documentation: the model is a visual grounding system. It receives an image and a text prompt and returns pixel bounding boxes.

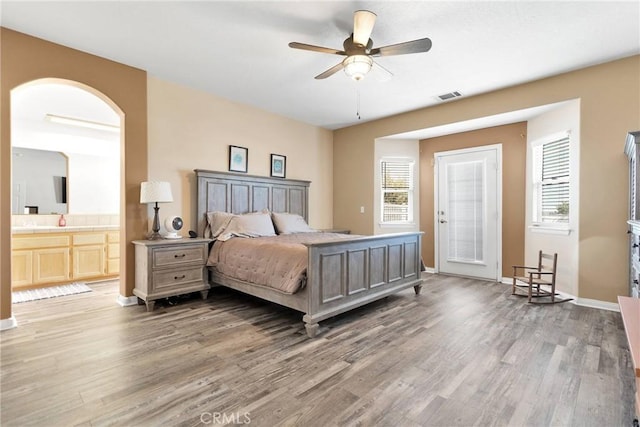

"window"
[532,134,570,225]
[380,159,414,223]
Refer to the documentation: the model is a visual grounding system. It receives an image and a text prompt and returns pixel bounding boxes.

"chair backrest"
[537,250,558,285]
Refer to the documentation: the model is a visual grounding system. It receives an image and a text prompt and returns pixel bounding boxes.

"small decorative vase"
[58,214,66,227]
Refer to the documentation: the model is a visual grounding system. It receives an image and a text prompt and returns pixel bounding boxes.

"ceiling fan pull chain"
[356,87,361,120]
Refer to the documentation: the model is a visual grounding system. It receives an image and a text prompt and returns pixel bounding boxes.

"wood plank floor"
[1,274,636,427]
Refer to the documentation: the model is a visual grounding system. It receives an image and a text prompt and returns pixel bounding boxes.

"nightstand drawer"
[152,266,204,290]
[152,245,206,268]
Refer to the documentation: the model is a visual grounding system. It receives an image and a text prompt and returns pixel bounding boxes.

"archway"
[9,78,123,308]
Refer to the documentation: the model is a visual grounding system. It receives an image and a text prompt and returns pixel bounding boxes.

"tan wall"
[147,77,334,233]
[334,55,640,302]
[526,100,580,297]
[419,123,527,278]
[1,28,148,321]
[1,29,334,323]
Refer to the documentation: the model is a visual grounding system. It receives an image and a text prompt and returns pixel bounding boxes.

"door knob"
[440,220,448,223]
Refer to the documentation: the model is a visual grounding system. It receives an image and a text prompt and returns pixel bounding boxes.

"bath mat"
[12,283,92,303]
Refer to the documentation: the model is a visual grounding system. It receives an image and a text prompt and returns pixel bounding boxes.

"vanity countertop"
[12,225,119,234]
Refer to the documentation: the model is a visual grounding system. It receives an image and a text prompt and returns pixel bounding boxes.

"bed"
[196,169,423,337]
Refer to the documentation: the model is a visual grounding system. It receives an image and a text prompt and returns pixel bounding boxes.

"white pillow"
[271,212,315,234]
[217,211,276,241]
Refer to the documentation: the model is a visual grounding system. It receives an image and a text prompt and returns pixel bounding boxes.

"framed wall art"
[270,154,286,178]
[229,145,248,173]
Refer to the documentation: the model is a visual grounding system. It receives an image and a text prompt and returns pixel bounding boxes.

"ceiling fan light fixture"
[289,10,432,81]
[343,55,373,81]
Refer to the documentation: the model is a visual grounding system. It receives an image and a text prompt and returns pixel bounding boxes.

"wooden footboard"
[303,232,423,337]
[208,232,423,337]
[195,169,423,338]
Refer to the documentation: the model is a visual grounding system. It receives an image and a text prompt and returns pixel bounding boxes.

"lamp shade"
[140,181,173,204]
[343,55,373,81]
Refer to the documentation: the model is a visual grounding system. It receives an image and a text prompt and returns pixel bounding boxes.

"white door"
[435,145,501,281]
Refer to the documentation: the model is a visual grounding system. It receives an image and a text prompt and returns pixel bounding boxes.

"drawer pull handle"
[174,253,186,258]
[174,275,186,280]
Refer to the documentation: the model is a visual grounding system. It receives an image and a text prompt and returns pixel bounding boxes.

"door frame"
[433,143,503,281]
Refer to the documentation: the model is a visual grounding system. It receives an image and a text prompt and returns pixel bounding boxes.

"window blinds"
[381,161,412,222]
[540,136,570,222]
[447,160,484,263]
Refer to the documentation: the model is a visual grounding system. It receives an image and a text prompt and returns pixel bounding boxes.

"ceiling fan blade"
[314,62,345,80]
[353,10,376,47]
[288,42,346,56]
[370,37,432,57]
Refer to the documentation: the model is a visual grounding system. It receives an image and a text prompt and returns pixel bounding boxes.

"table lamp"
[140,181,173,240]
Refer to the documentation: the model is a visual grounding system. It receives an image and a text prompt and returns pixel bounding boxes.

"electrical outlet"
[360,206,365,214]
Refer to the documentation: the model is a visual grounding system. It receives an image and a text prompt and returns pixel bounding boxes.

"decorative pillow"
[271,212,316,234]
[217,211,276,241]
[205,211,234,239]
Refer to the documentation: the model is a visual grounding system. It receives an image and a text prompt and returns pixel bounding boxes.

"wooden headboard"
[195,169,311,237]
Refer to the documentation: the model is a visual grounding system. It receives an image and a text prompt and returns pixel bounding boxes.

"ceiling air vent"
[437,91,462,101]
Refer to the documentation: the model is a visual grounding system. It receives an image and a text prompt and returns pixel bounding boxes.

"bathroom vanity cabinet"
[11,228,120,289]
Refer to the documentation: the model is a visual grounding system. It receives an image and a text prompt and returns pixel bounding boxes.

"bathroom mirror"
[12,147,68,215]
[11,146,120,215]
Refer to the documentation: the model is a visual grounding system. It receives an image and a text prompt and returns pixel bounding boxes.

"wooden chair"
[512,251,572,304]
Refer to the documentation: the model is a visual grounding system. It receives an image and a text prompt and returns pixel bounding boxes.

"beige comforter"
[207,232,354,294]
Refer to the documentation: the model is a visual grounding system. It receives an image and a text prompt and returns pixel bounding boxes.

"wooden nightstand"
[132,238,212,311]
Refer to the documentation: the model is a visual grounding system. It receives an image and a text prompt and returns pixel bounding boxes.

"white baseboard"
[500,278,619,312]
[573,297,620,312]
[0,316,18,331]
[116,295,138,307]
[423,267,436,274]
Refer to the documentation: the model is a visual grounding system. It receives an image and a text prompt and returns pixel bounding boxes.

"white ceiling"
[1,1,639,131]
[11,83,120,156]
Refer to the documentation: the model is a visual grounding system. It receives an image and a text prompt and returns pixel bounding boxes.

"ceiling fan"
[288,10,432,81]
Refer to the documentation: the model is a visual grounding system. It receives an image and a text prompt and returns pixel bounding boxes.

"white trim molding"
[116,295,138,307]
[0,316,18,331]
[528,225,572,236]
[573,297,620,312]
[378,222,417,229]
